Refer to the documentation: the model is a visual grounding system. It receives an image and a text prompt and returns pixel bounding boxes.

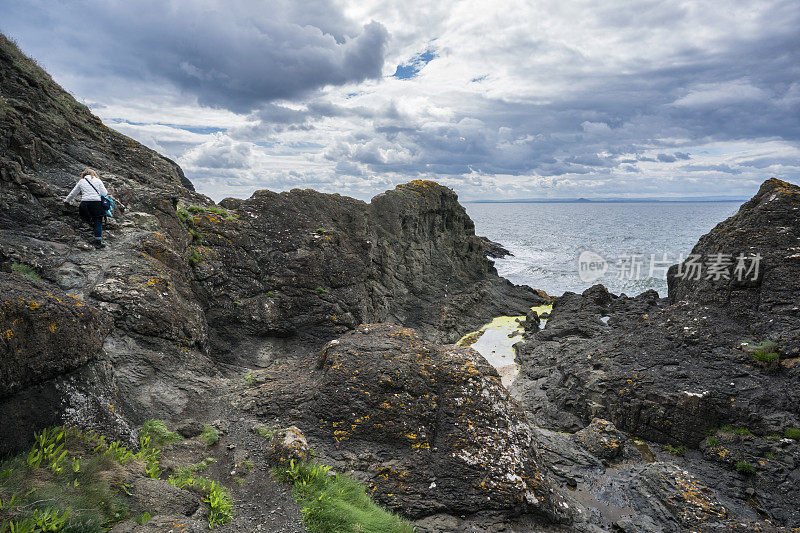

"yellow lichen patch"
[1,329,13,340]
[48,322,58,333]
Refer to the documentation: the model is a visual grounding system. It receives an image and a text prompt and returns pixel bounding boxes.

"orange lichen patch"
[48,322,58,333]
[1,329,13,340]
[665,469,728,523]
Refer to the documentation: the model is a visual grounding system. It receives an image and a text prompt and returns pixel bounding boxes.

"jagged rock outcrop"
[0,30,536,473]
[512,179,800,527]
[668,178,800,356]
[243,323,570,522]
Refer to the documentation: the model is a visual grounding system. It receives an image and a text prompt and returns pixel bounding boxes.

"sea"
[464,201,741,298]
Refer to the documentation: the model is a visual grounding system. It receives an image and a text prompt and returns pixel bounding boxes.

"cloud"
[2,0,389,112]
[2,0,798,201]
[180,135,253,170]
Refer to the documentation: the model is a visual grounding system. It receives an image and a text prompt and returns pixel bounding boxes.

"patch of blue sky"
[392,48,437,80]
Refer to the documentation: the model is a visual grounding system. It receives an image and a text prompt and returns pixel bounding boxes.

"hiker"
[64,168,110,248]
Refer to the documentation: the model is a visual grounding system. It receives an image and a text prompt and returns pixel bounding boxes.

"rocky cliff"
[512,179,800,528]
[0,33,563,531]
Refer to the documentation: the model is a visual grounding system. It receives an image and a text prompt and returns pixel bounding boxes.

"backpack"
[84,177,112,210]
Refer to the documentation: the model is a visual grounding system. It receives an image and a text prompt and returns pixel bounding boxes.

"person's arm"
[64,182,81,203]
[97,179,108,196]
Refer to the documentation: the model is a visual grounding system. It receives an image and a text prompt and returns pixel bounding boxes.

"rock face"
[0,27,535,477]
[512,179,800,527]
[668,178,800,356]
[244,323,569,521]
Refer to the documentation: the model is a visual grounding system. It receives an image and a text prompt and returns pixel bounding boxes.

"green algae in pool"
[457,305,552,388]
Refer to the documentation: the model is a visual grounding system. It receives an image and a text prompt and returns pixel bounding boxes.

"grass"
[749,340,780,368]
[140,419,182,448]
[188,249,201,265]
[766,452,776,460]
[184,204,236,220]
[735,460,756,475]
[271,460,414,533]
[0,426,161,531]
[719,425,751,436]
[315,287,329,295]
[10,263,41,281]
[243,372,256,386]
[199,425,219,446]
[705,436,720,447]
[765,434,782,441]
[785,428,800,440]
[664,444,687,457]
[173,458,216,478]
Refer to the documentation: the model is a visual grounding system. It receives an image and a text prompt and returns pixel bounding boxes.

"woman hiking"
[64,168,109,248]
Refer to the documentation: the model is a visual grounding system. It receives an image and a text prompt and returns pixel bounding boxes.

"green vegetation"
[10,263,41,281]
[173,457,216,478]
[176,208,192,225]
[140,419,182,448]
[168,473,233,528]
[185,204,236,220]
[188,249,201,265]
[135,512,151,525]
[735,460,756,475]
[705,436,720,447]
[199,425,219,446]
[243,372,256,386]
[765,452,776,460]
[267,291,276,298]
[785,428,800,440]
[272,460,414,533]
[719,425,751,436]
[256,427,275,440]
[765,434,782,441]
[750,340,780,368]
[664,444,687,457]
[0,426,161,531]
[242,461,254,471]
[315,287,329,295]
[188,228,203,243]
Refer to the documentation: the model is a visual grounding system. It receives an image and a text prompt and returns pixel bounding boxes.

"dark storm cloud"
[1,0,388,112]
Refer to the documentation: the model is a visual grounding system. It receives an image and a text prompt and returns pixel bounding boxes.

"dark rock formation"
[243,323,569,522]
[0,28,538,498]
[478,236,512,258]
[512,179,800,527]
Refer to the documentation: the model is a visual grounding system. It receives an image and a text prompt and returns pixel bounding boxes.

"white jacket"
[65,176,108,203]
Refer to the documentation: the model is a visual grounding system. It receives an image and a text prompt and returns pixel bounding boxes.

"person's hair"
[81,168,99,179]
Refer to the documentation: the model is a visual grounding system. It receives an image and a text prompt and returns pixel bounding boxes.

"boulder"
[247,323,569,521]
[573,418,626,460]
[267,426,311,465]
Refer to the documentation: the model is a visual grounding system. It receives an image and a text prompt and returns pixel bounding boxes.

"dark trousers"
[79,201,104,239]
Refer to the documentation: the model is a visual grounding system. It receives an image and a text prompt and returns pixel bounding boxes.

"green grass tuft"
[10,263,41,281]
[735,460,756,475]
[188,249,201,265]
[750,340,780,368]
[719,425,751,436]
[272,460,414,533]
[785,428,800,440]
[315,287,329,295]
[664,444,687,457]
[199,425,219,446]
[705,436,720,447]
[140,420,182,448]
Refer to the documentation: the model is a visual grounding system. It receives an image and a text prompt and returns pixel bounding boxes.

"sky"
[1,0,799,202]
